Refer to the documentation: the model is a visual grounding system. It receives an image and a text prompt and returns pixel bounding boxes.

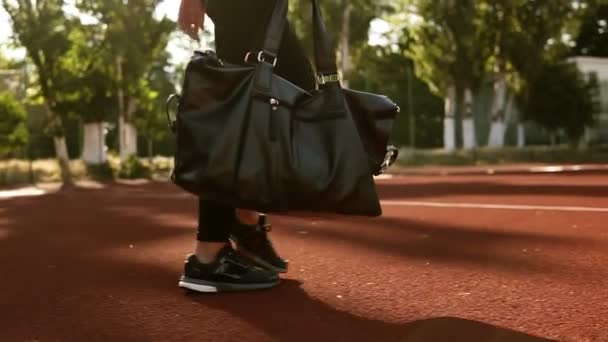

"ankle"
[194,242,228,264]
[236,209,259,225]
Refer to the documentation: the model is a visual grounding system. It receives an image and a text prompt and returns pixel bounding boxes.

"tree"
[349,44,443,148]
[400,0,591,149]
[53,23,117,164]
[509,1,589,148]
[77,0,173,161]
[0,91,29,158]
[391,0,484,150]
[135,54,176,158]
[524,61,599,145]
[289,0,382,84]
[3,0,77,185]
[477,0,519,147]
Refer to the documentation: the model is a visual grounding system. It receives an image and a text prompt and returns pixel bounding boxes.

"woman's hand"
[178,0,205,41]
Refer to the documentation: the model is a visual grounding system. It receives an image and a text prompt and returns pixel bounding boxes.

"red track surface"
[1,173,608,342]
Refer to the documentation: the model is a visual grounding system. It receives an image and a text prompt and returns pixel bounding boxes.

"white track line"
[381,200,608,213]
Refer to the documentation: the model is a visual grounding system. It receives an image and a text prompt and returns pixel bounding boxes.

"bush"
[0,160,33,186]
[396,145,608,167]
[118,155,151,179]
[524,61,599,144]
[0,92,29,158]
[85,162,115,181]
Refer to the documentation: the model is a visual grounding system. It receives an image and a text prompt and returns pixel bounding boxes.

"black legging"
[197,0,316,242]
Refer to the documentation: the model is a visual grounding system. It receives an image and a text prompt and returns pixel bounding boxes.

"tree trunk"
[443,85,456,151]
[46,106,73,186]
[517,123,526,148]
[582,127,592,147]
[461,88,476,149]
[488,72,507,147]
[119,99,139,162]
[116,55,138,162]
[147,137,153,159]
[550,132,556,146]
[53,134,72,186]
[339,3,353,88]
[502,94,517,147]
[82,122,107,165]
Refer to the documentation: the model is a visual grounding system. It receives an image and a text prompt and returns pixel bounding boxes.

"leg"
[236,209,260,225]
[178,199,280,293]
[183,0,307,286]
[194,199,233,263]
[195,201,272,261]
[228,20,315,262]
[196,198,288,273]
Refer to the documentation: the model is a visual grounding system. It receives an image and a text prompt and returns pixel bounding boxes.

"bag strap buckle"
[378,146,399,175]
[244,51,278,67]
[317,73,341,85]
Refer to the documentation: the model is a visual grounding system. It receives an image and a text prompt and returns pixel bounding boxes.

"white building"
[571,56,608,144]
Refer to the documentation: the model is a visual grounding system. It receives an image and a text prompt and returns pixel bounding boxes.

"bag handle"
[251,0,289,67]
[310,0,339,79]
[251,0,340,84]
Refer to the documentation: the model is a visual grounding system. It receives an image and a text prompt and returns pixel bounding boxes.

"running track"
[1,173,607,342]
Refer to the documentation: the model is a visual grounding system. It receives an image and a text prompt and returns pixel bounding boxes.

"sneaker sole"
[231,240,288,274]
[178,276,281,293]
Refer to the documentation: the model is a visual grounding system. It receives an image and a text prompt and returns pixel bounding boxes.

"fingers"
[180,23,201,41]
[178,0,205,40]
[188,25,201,41]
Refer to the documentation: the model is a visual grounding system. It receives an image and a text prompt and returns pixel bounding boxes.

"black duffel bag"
[167,0,399,216]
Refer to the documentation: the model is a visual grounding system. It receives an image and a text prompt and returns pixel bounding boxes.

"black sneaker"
[178,246,280,293]
[230,214,288,273]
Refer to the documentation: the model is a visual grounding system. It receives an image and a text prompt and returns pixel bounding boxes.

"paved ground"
[1,172,608,342]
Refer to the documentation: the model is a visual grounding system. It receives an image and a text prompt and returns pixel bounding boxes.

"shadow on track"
[187,279,556,342]
[272,214,597,280]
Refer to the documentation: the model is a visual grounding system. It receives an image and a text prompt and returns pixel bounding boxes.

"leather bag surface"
[168,0,399,216]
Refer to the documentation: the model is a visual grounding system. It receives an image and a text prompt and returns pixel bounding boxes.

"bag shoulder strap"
[259,0,289,62]
[310,0,338,77]
[254,0,339,83]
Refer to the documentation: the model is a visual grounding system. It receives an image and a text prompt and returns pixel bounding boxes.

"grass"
[0,156,174,187]
[396,145,608,168]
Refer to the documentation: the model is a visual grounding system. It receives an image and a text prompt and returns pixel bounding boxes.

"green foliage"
[392,0,484,96]
[118,155,150,179]
[288,0,385,71]
[53,24,117,123]
[506,1,585,100]
[77,0,174,124]
[397,145,608,167]
[3,0,605,157]
[349,45,443,147]
[573,3,608,56]
[524,61,599,144]
[85,162,114,181]
[135,56,176,156]
[2,0,76,118]
[0,91,29,158]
